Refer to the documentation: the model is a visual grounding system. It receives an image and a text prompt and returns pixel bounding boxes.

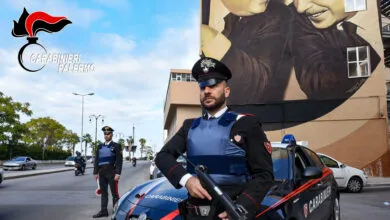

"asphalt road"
[1,161,389,220]
[0,161,150,220]
[341,188,390,220]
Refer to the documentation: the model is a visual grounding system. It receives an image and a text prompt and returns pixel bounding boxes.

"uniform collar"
[105,140,112,146]
[207,106,228,119]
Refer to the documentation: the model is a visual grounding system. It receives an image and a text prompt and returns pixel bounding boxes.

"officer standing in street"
[93,126,123,218]
[155,57,274,219]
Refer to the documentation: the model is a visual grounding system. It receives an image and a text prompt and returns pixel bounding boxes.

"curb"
[3,166,93,180]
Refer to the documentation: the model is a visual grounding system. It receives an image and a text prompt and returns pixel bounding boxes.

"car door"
[319,155,347,187]
[302,148,333,220]
[26,157,32,168]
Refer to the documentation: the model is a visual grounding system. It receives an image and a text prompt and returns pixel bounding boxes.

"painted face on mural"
[200,81,230,112]
[221,0,269,16]
[293,0,349,29]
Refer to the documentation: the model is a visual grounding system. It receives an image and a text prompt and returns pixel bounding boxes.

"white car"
[0,167,3,185]
[318,153,368,193]
[149,156,186,179]
[64,156,76,167]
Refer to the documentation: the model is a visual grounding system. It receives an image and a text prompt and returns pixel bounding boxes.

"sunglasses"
[104,132,112,136]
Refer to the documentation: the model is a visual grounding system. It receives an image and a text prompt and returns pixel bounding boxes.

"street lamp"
[89,114,104,156]
[115,132,124,140]
[73,92,94,156]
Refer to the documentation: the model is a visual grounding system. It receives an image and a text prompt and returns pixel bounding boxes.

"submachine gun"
[179,152,248,220]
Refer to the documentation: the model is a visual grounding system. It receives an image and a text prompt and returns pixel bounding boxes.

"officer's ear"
[223,82,230,98]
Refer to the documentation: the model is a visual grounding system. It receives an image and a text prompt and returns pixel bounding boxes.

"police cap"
[191,57,231,88]
[101,126,114,133]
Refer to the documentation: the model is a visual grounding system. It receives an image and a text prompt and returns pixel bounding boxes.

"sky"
[0,0,201,156]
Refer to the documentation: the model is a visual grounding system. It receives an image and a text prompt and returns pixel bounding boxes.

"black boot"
[93,210,109,218]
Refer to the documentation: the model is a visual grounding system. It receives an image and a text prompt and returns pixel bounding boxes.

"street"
[1,161,390,220]
[341,189,390,220]
[0,161,150,220]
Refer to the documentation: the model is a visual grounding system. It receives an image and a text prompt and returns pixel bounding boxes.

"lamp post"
[73,92,94,155]
[115,132,124,141]
[89,114,104,156]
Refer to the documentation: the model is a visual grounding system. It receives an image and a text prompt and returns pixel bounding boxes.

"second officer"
[93,126,123,218]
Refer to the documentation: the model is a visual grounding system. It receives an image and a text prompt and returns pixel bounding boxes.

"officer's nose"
[293,0,311,14]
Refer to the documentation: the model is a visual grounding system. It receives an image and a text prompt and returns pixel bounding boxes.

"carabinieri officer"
[93,126,123,218]
[155,57,274,219]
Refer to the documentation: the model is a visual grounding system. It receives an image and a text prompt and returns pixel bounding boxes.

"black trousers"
[98,164,120,212]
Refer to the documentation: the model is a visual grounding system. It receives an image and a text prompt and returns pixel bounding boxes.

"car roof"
[271,142,290,148]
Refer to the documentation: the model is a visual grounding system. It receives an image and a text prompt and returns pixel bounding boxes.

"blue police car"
[112,135,340,220]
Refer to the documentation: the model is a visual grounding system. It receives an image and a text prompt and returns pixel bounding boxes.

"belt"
[99,164,115,168]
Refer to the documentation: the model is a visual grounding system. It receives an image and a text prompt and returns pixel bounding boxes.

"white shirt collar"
[207,106,228,119]
[105,140,112,145]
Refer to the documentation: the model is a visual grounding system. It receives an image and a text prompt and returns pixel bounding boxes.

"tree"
[144,145,154,159]
[0,91,32,159]
[139,138,146,158]
[62,130,79,155]
[23,117,67,147]
[118,138,125,150]
[82,133,92,156]
[91,140,102,156]
[126,136,135,157]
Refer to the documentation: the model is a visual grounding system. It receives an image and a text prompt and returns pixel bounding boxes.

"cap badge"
[200,58,216,73]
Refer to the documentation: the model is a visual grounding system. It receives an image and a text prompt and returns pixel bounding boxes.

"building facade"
[163,0,390,176]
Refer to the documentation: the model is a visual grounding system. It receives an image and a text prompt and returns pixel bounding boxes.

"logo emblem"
[303,203,308,218]
[11,8,71,72]
[200,58,216,73]
[234,135,242,143]
[264,141,272,154]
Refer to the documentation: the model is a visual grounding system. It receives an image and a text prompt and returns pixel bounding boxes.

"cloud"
[93,33,136,51]
[0,11,200,154]
[7,0,103,28]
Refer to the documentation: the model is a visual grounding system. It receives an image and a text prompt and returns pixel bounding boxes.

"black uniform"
[156,57,274,219]
[93,126,123,217]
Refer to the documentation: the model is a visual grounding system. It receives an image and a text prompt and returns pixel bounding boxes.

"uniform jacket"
[93,141,123,175]
[155,109,274,217]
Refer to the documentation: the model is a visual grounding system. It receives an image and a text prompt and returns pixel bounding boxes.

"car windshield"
[67,156,75,161]
[272,148,290,180]
[11,157,26,161]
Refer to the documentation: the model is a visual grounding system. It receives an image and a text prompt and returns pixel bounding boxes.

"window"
[347,46,371,78]
[302,148,324,168]
[345,0,366,12]
[319,156,339,168]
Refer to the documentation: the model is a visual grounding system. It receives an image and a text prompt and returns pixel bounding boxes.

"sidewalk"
[366,177,390,187]
[3,164,94,180]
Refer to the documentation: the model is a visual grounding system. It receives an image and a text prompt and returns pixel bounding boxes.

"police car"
[112,135,340,220]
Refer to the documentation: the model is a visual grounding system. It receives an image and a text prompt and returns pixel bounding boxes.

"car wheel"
[329,197,340,220]
[347,177,363,193]
[32,165,36,170]
[150,174,153,179]
[20,165,25,171]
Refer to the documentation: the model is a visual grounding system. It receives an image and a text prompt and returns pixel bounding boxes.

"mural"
[200,0,382,129]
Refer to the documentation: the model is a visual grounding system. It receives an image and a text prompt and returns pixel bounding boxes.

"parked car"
[318,153,368,193]
[0,167,3,185]
[149,156,186,180]
[113,135,340,220]
[64,156,76,167]
[3,156,37,171]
